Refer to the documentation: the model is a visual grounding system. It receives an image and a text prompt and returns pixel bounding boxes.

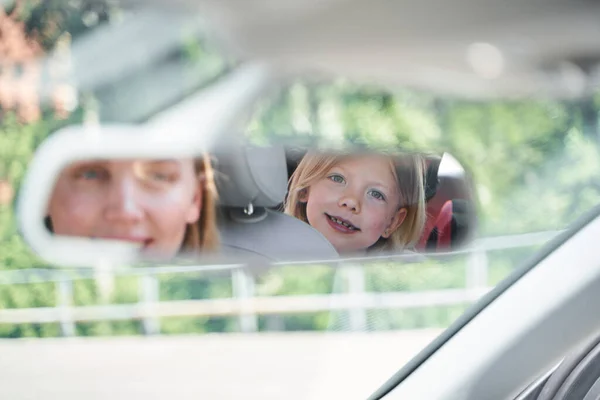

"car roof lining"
[140,0,600,99]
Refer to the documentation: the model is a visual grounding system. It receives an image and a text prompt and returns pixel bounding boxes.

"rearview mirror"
[18,124,477,268]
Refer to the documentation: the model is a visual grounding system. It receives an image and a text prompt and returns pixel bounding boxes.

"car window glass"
[244,78,600,320]
[2,2,600,399]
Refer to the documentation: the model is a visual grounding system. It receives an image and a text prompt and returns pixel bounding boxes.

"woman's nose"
[104,178,144,222]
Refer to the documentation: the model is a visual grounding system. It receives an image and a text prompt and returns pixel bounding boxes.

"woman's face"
[302,155,406,254]
[47,159,202,259]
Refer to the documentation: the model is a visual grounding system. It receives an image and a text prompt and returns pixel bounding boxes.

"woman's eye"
[138,162,180,184]
[328,174,345,184]
[143,169,178,184]
[368,190,386,201]
[150,172,170,181]
[78,169,104,180]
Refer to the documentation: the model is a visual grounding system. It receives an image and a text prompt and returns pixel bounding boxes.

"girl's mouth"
[325,213,360,233]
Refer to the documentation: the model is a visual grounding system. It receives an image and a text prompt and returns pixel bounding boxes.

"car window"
[243,80,600,278]
[246,79,598,237]
[241,79,600,393]
[2,2,600,400]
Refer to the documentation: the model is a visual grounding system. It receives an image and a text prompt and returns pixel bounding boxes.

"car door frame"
[369,204,600,400]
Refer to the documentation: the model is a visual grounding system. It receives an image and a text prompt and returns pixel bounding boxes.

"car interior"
[212,144,339,262]
[378,203,600,400]
[417,153,476,252]
[28,2,478,263]
[516,329,600,400]
[7,1,600,399]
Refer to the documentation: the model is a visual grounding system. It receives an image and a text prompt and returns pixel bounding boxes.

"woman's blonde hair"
[284,150,427,253]
[180,155,220,253]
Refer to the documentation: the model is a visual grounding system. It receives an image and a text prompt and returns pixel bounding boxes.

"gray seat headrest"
[214,145,288,208]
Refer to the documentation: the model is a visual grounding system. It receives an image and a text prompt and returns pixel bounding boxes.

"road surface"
[0,329,443,400]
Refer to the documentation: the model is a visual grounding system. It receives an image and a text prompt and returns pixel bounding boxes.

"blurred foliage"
[18,0,115,48]
[159,272,233,301]
[1,2,600,338]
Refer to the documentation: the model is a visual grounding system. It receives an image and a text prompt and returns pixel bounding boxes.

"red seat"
[417,153,474,252]
[418,199,470,251]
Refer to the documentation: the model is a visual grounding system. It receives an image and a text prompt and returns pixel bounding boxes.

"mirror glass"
[44,157,216,261]
[40,146,476,264]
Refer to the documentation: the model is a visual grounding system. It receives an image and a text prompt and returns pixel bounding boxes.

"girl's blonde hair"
[180,155,220,253]
[284,150,427,253]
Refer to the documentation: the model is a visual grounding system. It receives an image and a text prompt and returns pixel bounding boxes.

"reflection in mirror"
[37,146,476,267]
[45,156,219,261]
[281,148,476,256]
[418,152,476,252]
[283,149,427,256]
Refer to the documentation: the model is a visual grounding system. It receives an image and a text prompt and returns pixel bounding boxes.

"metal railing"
[0,230,562,336]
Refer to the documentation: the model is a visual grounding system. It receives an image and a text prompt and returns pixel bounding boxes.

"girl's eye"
[328,174,345,184]
[368,189,386,201]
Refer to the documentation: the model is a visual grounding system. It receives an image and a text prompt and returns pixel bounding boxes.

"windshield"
[248,80,598,232]
[1,2,599,400]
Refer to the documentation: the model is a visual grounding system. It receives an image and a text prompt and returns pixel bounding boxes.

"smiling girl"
[284,150,426,255]
[46,156,219,260]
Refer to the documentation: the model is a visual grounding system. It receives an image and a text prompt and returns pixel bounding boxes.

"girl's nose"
[104,178,144,223]
[338,191,361,214]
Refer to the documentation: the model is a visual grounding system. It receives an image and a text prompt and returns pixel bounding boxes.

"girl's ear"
[298,188,309,203]
[382,207,407,238]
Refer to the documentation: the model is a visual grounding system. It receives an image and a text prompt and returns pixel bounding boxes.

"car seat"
[418,198,472,251]
[213,144,339,262]
[416,153,475,252]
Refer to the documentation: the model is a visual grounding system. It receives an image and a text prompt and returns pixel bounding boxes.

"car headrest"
[214,145,289,208]
[424,156,441,202]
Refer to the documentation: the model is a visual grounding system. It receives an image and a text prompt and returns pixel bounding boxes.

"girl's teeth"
[330,215,355,230]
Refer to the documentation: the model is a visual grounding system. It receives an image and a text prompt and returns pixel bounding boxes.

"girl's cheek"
[366,208,392,232]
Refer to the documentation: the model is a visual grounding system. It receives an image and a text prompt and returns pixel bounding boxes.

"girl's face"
[47,159,202,259]
[302,155,407,254]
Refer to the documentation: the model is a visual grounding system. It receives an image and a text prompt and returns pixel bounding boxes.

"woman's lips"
[93,236,153,247]
[325,213,360,234]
